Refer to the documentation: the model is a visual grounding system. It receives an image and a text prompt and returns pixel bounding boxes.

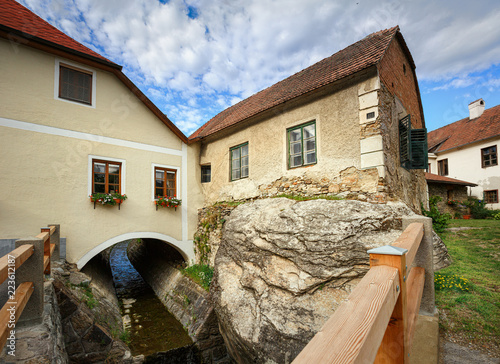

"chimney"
[469,98,485,119]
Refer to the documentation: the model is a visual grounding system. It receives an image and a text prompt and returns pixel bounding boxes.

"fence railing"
[0,224,60,350]
[292,216,433,364]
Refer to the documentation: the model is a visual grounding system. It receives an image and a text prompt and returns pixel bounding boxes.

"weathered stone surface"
[69,272,90,286]
[211,198,415,363]
[433,231,452,271]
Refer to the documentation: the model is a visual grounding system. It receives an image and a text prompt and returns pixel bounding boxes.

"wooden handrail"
[292,266,400,363]
[49,226,56,235]
[292,221,427,364]
[0,245,33,285]
[392,223,424,267]
[0,282,34,349]
[35,232,49,242]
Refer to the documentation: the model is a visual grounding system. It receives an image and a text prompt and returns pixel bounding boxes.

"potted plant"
[90,193,127,209]
[155,196,181,210]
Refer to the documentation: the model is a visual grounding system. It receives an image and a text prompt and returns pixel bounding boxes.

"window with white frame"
[55,60,96,107]
[89,156,126,196]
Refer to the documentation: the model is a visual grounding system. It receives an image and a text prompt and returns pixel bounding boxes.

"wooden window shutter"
[399,115,428,170]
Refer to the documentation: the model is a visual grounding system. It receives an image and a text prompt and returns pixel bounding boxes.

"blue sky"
[18,0,500,135]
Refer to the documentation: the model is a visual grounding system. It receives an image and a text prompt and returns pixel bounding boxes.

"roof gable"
[428,104,500,153]
[190,26,400,140]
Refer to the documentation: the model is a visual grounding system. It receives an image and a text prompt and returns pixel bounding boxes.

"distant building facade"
[428,100,500,209]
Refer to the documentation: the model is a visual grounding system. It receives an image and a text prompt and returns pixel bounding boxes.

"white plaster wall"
[0,39,199,265]
[430,138,500,209]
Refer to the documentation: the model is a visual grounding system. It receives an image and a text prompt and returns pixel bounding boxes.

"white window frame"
[55,58,97,108]
[151,163,180,201]
[88,155,126,196]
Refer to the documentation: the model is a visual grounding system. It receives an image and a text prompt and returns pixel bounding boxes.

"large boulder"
[211,198,415,363]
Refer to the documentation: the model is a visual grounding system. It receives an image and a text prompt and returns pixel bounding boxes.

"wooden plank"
[44,255,50,271]
[49,226,56,235]
[370,253,408,364]
[406,267,425,349]
[0,282,34,350]
[0,245,34,285]
[292,266,400,364]
[392,223,423,267]
[35,232,49,242]
[50,244,56,256]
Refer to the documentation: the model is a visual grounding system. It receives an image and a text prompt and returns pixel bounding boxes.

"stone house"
[0,0,203,268]
[425,172,477,215]
[189,26,429,211]
[428,100,500,209]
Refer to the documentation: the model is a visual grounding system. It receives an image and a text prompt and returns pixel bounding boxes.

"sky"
[18,0,500,136]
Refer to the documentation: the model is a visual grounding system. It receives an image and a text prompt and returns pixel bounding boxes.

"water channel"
[109,241,192,357]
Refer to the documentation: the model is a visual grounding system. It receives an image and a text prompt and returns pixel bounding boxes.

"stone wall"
[379,83,428,212]
[128,240,230,364]
[428,183,469,216]
[0,282,68,363]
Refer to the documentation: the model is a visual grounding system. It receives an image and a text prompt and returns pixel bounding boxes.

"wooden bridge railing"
[0,224,60,350]
[292,216,433,364]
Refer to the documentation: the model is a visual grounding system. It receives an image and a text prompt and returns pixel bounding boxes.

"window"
[438,159,448,176]
[59,64,92,105]
[201,165,211,183]
[155,167,177,198]
[399,115,428,169]
[481,146,497,168]
[484,190,498,204]
[288,121,317,169]
[230,143,249,181]
[92,160,121,194]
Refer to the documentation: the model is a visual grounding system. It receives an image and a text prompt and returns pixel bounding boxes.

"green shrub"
[421,196,451,234]
[494,212,500,220]
[181,264,214,291]
[463,197,496,219]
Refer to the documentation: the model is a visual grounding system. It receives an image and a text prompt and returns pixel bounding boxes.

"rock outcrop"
[211,198,415,363]
[433,231,452,271]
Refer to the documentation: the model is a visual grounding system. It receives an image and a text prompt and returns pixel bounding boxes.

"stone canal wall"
[128,239,230,364]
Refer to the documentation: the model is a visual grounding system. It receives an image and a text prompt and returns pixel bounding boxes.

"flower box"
[155,196,181,210]
[90,193,127,210]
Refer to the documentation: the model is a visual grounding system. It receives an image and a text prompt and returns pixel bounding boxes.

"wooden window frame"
[92,159,122,194]
[484,190,498,204]
[438,159,448,176]
[287,121,317,169]
[59,63,93,105]
[154,167,177,198]
[481,145,498,168]
[230,142,249,181]
[201,165,211,183]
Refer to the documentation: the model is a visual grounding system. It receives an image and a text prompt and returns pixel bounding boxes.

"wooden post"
[48,224,60,262]
[14,238,44,326]
[368,245,409,363]
[41,227,51,274]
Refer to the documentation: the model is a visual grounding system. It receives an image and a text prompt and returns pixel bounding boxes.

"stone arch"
[76,232,194,269]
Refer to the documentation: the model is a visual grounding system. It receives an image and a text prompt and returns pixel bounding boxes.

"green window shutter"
[399,115,428,170]
[399,115,411,169]
[409,128,428,169]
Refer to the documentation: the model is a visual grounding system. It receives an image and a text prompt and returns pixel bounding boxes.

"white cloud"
[16,0,500,135]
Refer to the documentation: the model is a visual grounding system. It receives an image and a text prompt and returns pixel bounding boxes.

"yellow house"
[190,26,429,211]
[0,0,203,268]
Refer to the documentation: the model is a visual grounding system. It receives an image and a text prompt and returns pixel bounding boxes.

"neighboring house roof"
[428,104,500,154]
[0,0,188,143]
[425,172,477,187]
[190,26,401,140]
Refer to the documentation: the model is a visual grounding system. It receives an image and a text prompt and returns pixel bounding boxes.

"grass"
[180,264,214,291]
[435,219,500,352]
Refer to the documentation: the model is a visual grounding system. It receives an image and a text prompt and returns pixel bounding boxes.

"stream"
[109,241,193,357]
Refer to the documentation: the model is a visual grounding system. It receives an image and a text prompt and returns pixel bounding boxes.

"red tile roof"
[425,172,477,187]
[189,26,400,140]
[0,0,119,68]
[428,104,500,153]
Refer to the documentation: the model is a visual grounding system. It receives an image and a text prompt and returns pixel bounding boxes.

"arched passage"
[76,232,194,269]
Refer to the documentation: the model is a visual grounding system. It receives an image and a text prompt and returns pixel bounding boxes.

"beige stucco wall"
[0,39,200,266]
[198,74,381,203]
[428,138,500,209]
